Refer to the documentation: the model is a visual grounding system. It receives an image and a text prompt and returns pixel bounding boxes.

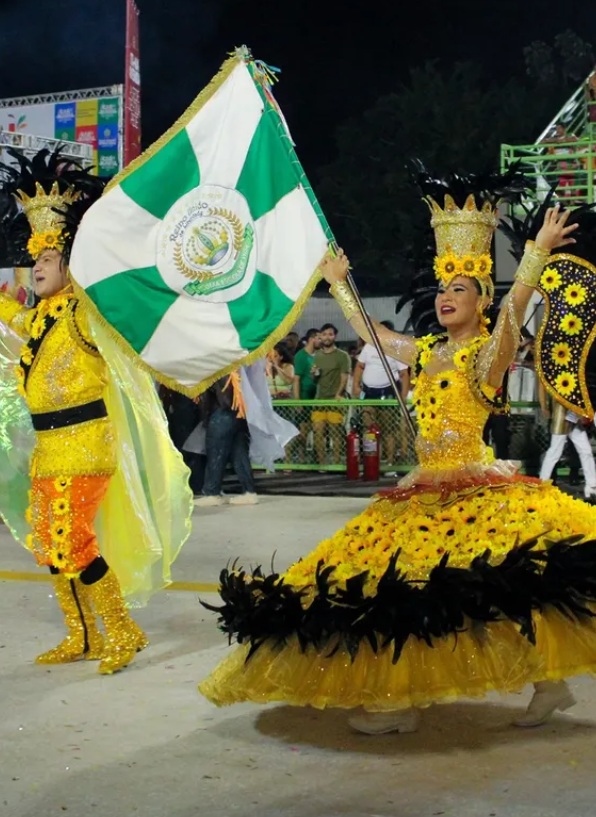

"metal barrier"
[268,398,556,475]
[0,131,93,162]
[501,138,596,208]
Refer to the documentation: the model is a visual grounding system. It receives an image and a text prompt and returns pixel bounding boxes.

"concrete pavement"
[1,494,596,817]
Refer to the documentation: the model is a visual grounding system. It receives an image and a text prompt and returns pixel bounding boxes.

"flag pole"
[343,268,417,437]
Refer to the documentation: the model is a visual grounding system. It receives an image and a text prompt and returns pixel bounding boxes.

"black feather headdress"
[0,186,30,266]
[0,146,105,265]
[409,161,531,302]
[411,159,529,211]
[394,163,531,337]
[394,244,442,337]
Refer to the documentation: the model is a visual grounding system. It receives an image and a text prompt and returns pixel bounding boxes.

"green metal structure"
[501,71,596,207]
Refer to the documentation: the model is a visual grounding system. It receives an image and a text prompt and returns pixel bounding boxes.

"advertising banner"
[0,89,123,177]
[97,96,120,176]
[54,102,76,141]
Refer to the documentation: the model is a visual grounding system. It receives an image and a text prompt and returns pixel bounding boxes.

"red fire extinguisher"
[346,422,360,480]
[362,422,381,481]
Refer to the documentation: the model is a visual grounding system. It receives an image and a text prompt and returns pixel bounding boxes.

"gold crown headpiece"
[425,192,498,299]
[14,181,80,260]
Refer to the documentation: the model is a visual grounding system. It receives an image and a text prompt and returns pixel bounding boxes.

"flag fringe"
[72,262,324,399]
[106,52,242,193]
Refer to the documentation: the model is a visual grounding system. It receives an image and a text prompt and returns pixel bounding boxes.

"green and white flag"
[70,48,333,395]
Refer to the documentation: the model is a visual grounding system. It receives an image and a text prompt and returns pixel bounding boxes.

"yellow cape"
[0,313,193,606]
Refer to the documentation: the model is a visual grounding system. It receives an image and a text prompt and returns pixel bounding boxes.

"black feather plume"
[410,159,529,209]
[0,146,105,264]
[0,185,30,266]
[394,247,441,336]
[500,192,596,264]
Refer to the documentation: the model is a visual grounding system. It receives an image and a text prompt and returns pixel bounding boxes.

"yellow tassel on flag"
[224,371,246,419]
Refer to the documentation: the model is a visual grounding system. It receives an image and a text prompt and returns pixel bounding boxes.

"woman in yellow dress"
[200,175,596,734]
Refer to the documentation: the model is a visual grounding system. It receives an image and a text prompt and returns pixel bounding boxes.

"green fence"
[501,138,596,208]
[268,398,554,475]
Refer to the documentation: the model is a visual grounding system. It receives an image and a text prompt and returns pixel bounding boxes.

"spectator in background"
[508,327,536,402]
[159,386,204,494]
[483,370,511,460]
[265,342,294,399]
[347,338,365,395]
[292,328,321,461]
[293,329,321,400]
[311,323,351,464]
[265,343,295,466]
[348,338,365,365]
[195,375,258,507]
[283,331,300,356]
[507,326,540,472]
[352,321,410,465]
[541,122,580,201]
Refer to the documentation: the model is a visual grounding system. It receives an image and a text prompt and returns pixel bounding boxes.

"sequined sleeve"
[0,293,34,340]
[476,285,526,388]
[476,240,551,387]
[348,313,417,367]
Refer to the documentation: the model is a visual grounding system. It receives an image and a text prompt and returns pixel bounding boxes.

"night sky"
[1,0,596,173]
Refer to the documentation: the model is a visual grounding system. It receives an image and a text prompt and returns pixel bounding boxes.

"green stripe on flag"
[235,112,298,222]
[228,271,293,350]
[86,266,178,353]
[120,129,200,220]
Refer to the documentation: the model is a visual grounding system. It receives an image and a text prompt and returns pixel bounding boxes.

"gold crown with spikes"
[424,193,499,296]
[14,181,80,260]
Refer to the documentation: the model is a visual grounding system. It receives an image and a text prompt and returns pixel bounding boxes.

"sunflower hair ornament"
[412,160,528,302]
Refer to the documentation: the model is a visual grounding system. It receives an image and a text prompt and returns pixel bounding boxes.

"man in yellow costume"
[0,148,192,674]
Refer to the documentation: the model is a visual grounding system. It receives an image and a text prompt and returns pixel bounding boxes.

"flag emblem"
[158,184,256,302]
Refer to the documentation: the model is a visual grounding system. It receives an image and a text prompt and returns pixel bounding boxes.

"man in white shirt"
[352,321,410,465]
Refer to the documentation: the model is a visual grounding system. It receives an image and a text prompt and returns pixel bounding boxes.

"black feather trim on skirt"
[201,536,596,664]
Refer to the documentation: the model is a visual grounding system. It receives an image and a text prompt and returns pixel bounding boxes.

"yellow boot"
[36,574,104,664]
[85,568,148,675]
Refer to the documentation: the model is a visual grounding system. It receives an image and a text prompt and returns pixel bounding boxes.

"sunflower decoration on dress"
[0,146,106,267]
[500,192,596,419]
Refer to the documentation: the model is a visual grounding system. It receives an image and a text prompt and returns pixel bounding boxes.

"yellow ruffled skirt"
[200,476,596,710]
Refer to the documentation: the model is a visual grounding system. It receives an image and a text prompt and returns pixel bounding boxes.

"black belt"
[31,399,108,431]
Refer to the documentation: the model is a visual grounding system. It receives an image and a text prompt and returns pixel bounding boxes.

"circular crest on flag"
[157,184,256,303]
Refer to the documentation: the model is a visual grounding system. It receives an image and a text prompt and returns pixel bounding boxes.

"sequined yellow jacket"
[0,290,116,478]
